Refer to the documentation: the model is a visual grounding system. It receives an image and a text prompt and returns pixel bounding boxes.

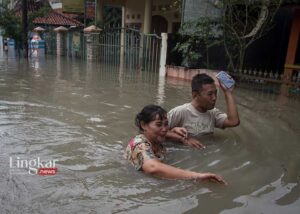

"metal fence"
[43,31,57,55]
[42,28,162,72]
[229,67,300,98]
[67,30,86,59]
[231,68,300,85]
[96,27,161,72]
[43,30,86,59]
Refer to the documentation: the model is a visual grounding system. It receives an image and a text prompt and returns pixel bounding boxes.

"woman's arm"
[142,159,226,184]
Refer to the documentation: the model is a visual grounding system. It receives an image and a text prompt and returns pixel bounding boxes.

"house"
[48,0,181,34]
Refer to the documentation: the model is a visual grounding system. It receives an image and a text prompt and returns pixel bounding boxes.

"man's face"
[195,83,218,111]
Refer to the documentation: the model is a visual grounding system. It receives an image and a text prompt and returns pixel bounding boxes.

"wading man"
[167,73,240,149]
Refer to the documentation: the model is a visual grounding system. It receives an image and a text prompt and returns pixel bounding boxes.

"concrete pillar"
[159,33,168,76]
[33,27,45,38]
[84,25,102,61]
[32,26,46,57]
[157,74,166,105]
[54,26,68,56]
[143,0,152,34]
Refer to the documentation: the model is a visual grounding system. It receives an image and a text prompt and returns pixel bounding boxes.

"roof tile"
[33,11,83,27]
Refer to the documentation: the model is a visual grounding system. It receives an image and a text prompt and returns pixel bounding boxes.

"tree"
[0,0,50,56]
[176,0,282,70]
[174,18,222,68]
[222,0,282,71]
[0,1,22,49]
[22,0,29,58]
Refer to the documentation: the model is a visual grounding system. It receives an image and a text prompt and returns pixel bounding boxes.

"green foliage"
[0,2,22,42]
[28,6,51,30]
[174,18,222,68]
[0,2,50,47]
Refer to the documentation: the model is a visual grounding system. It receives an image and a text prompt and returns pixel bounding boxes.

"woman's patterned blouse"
[125,134,166,170]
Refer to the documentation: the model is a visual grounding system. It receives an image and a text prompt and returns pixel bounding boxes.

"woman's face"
[141,114,168,144]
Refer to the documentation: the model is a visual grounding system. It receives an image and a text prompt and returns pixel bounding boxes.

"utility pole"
[22,0,28,58]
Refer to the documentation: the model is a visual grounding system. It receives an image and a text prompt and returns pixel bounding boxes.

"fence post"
[84,25,102,61]
[54,26,68,56]
[139,34,144,69]
[159,33,168,76]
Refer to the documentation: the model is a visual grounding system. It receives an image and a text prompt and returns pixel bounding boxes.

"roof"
[33,10,84,27]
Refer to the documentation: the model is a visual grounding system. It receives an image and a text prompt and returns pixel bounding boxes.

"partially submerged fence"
[96,27,161,72]
[42,27,162,72]
[230,67,300,86]
[67,30,86,59]
[229,66,300,97]
[43,31,57,55]
[43,30,86,59]
[166,65,300,99]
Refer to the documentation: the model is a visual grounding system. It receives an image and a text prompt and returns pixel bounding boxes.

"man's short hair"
[191,73,215,92]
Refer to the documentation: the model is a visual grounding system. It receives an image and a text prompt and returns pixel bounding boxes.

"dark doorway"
[151,15,168,35]
[104,5,122,28]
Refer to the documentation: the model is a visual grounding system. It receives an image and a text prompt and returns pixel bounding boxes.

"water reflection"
[0,53,299,213]
[221,174,299,214]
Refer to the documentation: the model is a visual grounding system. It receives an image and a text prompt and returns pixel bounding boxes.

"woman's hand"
[169,127,205,149]
[171,127,187,139]
[143,159,227,185]
[195,173,227,185]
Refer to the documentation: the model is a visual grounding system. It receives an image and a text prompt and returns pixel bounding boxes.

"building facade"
[44,0,181,34]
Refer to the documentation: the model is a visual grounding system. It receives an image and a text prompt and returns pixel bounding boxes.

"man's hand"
[183,137,206,149]
[218,79,234,92]
[217,79,240,128]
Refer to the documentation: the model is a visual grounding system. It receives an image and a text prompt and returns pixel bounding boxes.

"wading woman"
[125,105,226,184]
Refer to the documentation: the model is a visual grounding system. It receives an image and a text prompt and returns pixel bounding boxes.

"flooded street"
[0,49,300,214]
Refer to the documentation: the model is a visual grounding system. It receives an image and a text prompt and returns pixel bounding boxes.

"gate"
[97,28,161,72]
[42,27,162,73]
[43,31,57,55]
[67,31,86,59]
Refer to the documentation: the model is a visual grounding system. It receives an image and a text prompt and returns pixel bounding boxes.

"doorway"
[151,15,168,35]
